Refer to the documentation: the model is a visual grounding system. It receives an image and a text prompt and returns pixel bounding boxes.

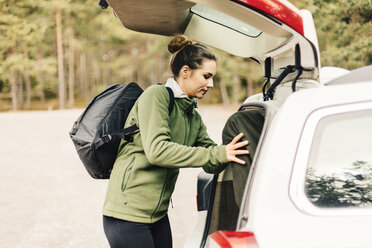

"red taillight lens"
[209,231,259,248]
[234,0,304,35]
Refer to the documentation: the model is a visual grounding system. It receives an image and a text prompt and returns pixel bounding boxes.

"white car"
[105,0,372,247]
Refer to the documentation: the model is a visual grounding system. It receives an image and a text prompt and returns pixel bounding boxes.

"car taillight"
[233,0,304,35]
[208,231,259,248]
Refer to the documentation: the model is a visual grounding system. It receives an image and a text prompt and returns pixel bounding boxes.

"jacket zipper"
[149,108,190,219]
[150,168,169,221]
[121,156,136,205]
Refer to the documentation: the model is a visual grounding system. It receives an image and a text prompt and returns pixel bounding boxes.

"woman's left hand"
[225,133,249,165]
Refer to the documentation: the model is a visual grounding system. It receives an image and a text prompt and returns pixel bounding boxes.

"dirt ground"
[0,104,237,248]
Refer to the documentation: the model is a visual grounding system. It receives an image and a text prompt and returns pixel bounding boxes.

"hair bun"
[168,34,193,54]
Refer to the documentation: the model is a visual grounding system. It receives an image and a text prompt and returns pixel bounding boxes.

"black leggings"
[103,215,172,248]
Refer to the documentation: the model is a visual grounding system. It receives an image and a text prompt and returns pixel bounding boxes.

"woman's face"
[178,59,216,99]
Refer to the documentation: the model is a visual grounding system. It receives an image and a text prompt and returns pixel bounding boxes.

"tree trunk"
[85,53,93,94]
[139,40,148,87]
[56,8,66,109]
[246,77,254,97]
[134,43,145,87]
[76,51,82,95]
[102,60,109,87]
[24,51,32,110]
[68,16,75,108]
[106,62,112,86]
[24,72,32,110]
[219,76,230,107]
[92,57,100,88]
[154,51,163,83]
[232,74,240,105]
[36,72,46,107]
[36,47,46,107]
[79,53,89,104]
[10,71,18,111]
[17,73,24,110]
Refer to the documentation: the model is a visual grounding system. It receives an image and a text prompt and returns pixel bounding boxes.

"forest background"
[1,0,371,111]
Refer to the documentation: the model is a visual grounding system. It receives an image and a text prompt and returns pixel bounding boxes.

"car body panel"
[325,65,372,86]
[185,210,208,248]
[239,79,372,247]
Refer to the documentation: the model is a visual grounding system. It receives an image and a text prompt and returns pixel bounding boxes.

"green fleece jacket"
[102,85,228,223]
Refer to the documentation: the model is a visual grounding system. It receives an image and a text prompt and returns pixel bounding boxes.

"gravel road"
[0,104,236,248]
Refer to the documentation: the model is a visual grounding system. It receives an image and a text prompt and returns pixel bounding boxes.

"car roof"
[325,65,372,86]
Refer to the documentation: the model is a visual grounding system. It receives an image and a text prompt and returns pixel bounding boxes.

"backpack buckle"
[95,134,112,149]
[103,134,112,143]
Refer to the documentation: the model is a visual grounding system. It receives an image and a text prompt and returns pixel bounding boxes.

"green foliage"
[295,0,372,69]
[1,0,371,110]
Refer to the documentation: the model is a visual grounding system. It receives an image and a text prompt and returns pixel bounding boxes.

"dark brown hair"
[168,34,216,77]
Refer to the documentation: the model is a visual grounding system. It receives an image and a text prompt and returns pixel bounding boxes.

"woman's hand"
[225,133,249,164]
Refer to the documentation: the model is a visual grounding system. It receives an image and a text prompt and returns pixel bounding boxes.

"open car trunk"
[106,0,320,94]
[187,103,266,247]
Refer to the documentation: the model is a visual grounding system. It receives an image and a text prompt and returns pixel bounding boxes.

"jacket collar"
[165,77,187,99]
[165,77,197,115]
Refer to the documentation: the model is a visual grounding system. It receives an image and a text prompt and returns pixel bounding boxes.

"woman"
[102,35,249,248]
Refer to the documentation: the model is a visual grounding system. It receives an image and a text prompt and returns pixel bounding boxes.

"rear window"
[305,109,372,208]
[190,4,261,37]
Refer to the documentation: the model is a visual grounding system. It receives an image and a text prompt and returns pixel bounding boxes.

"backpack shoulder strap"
[165,86,175,114]
[99,85,175,146]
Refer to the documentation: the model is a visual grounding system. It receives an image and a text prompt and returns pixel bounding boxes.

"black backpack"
[69,82,174,179]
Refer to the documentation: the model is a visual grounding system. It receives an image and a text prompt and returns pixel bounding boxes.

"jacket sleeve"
[193,117,217,148]
[193,116,228,174]
[137,86,228,169]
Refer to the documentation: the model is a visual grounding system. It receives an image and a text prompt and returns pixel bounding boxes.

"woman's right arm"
[137,86,228,169]
[137,86,248,170]
[194,117,249,173]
